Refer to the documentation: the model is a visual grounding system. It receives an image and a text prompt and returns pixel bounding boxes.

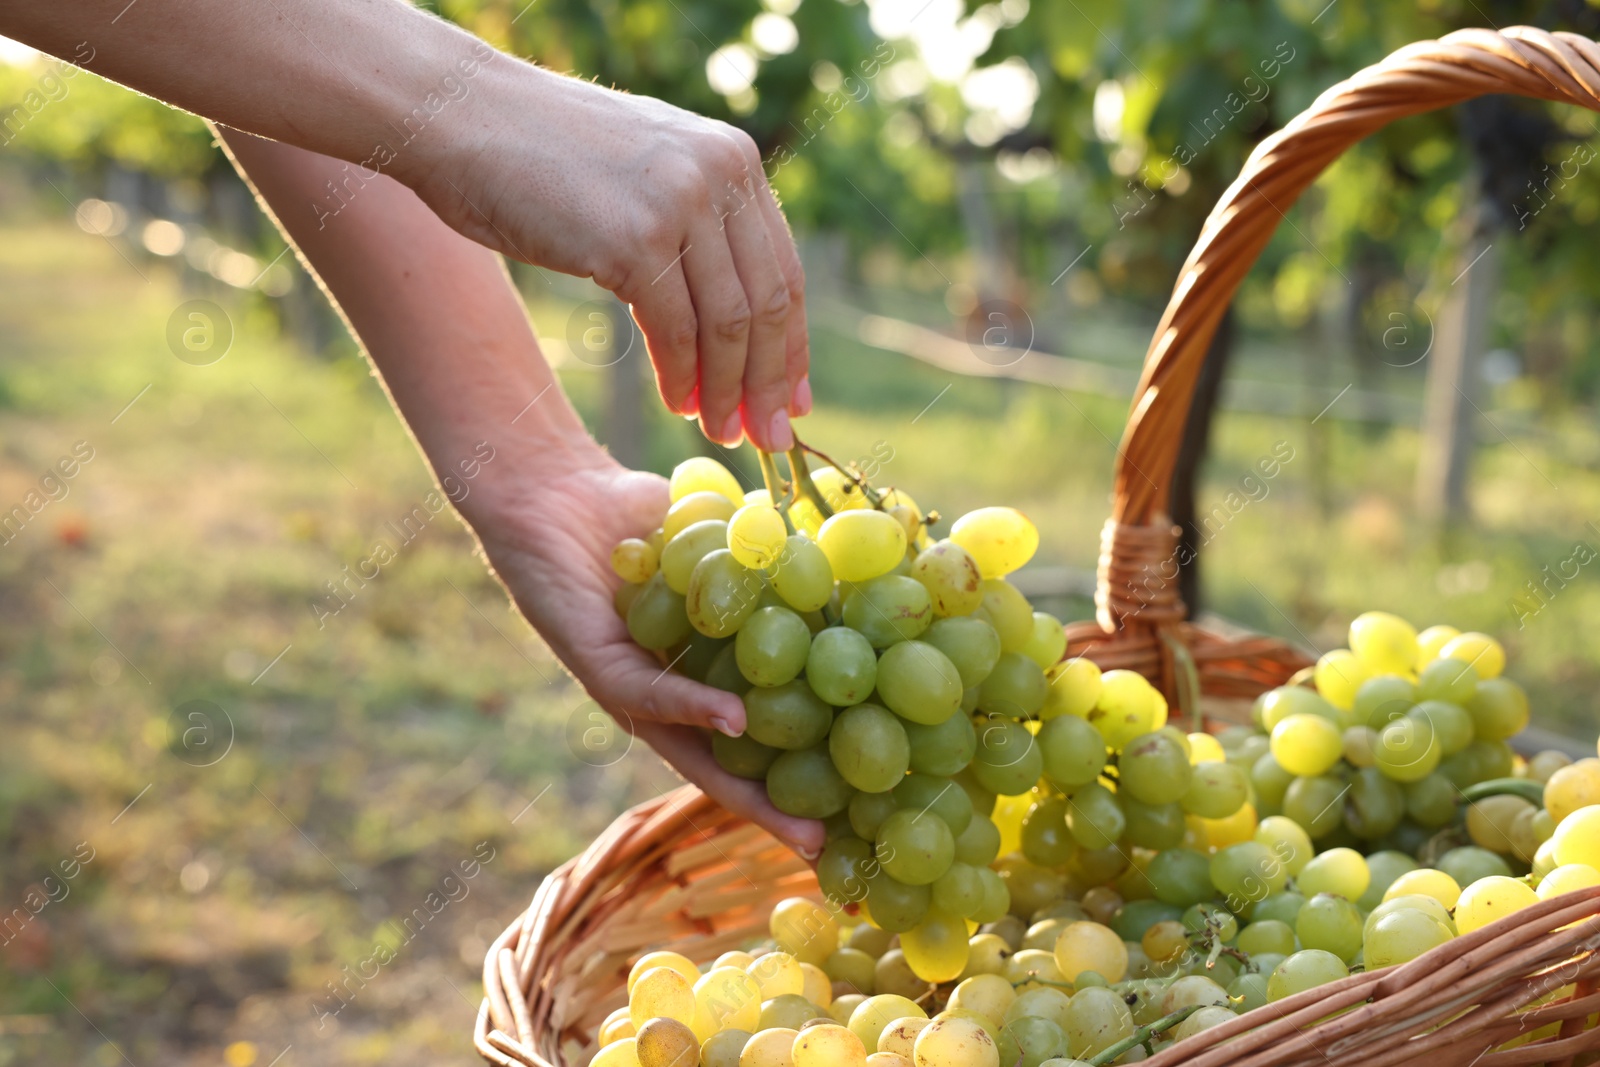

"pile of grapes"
[603,449,1600,1067]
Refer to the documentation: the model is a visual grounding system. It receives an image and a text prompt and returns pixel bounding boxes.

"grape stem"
[756,450,798,535]
[1086,1003,1204,1065]
[795,438,884,509]
[785,445,836,520]
[1459,777,1547,805]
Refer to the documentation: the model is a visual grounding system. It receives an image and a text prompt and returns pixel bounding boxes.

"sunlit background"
[4,0,1600,1062]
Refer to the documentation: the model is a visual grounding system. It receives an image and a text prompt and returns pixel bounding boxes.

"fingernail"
[710,716,740,737]
[767,409,794,451]
[797,844,820,861]
[793,376,812,415]
[718,412,743,445]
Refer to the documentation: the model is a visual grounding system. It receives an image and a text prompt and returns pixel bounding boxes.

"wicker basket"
[478,26,1600,1067]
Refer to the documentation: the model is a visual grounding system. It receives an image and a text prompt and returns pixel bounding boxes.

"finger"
[634,721,825,859]
[751,178,810,416]
[591,646,747,736]
[719,179,794,451]
[681,211,754,446]
[626,255,700,416]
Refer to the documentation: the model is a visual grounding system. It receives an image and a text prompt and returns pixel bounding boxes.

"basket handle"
[1094,26,1600,633]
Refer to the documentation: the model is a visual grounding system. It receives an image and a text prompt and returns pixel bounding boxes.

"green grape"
[1230,733,1271,769]
[713,731,781,780]
[627,572,693,649]
[1181,903,1239,942]
[1266,949,1348,1001]
[1118,732,1193,804]
[745,681,832,749]
[614,580,644,620]
[705,644,752,696]
[1020,614,1067,672]
[843,575,934,648]
[1270,714,1343,777]
[1344,767,1405,840]
[976,652,1048,719]
[1020,796,1074,867]
[1352,674,1417,730]
[1375,715,1441,783]
[830,704,912,793]
[932,862,986,917]
[953,815,1002,867]
[824,948,878,995]
[1251,892,1306,927]
[1250,753,1296,814]
[973,579,1033,652]
[803,628,878,707]
[612,538,660,584]
[901,908,970,983]
[895,774,974,835]
[823,810,857,842]
[1283,775,1347,838]
[728,503,788,570]
[1348,611,1418,675]
[1227,972,1271,1013]
[1058,987,1133,1059]
[770,535,835,613]
[818,510,907,583]
[1003,989,1071,1030]
[877,641,964,726]
[661,520,731,594]
[1180,761,1249,818]
[758,993,823,1031]
[972,866,1011,924]
[1146,848,1213,908]
[850,790,901,841]
[1364,909,1454,968]
[1294,893,1363,963]
[997,1017,1066,1067]
[817,837,873,906]
[1086,672,1163,751]
[1257,686,1343,731]
[1297,848,1369,902]
[1209,842,1288,912]
[952,768,998,818]
[664,490,738,541]
[1403,773,1457,828]
[970,719,1043,796]
[1466,678,1530,741]
[876,809,956,886]
[922,616,1002,689]
[1037,716,1108,791]
[1068,847,1127,889]
[1252,815,1310,876]
[1120,796,1186,849]
[864,872,933,933]
[1064,783,1124,849]
[736,606,812,687]
[1408,701,1473,759]
[1109,899,1183,942]
[701,1030,751,1067]
[767,745,855,818]
[1364,894,1457,941]
[1342,725,1378,768]
[1041,659,1101,720]
[1237,919,1296,957]
[1472,738,1516,780]
[670,457,744,506]
[1356,851,1419,911]
[1437,846,1512,887]
[910,541,985,617]
[685,549,764,638]
[1416,657,1478,704]
[903,713,978,777]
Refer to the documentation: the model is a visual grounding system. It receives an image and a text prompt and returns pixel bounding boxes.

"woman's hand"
[416,65,811,451]
[472,450,825,859]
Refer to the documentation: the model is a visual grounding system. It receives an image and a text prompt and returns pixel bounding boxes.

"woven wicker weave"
[478,26,1600,1067]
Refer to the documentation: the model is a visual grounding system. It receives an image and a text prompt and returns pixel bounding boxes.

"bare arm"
[217,127,824,857]
[2,0,809,449]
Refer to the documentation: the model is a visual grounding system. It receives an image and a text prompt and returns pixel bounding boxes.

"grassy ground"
[1,200,1597,1064]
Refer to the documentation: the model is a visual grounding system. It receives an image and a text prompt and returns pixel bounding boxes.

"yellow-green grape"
[826,948,878,996]
[1375,715,1441,783]
[874,951,931,1001]
[1313,649,1368,711]
[1527,750,1573,784]
[717,951,757,971]
[596,1037,643,1067]
[601,1007,637,1046]
[694,967,764,1035]
[771,897,840,965]
[949,507,1038,580]
[1058,988,1133,1059]
[1343,725,1378,768]
[1003,990,1071,1032]
[1087,672,1161,752]
[728,504,789,570]
[1465,795,1535,855]
[811,466,872,512]
[1297,848,1370,902]
[1140,920,1187,964]
[1266,950,1348,1002]
[1052,922,1128,984]
[913,1015,1001,1067]
[801,964,834,1008]
[1159,975,1230,1014]
[615,580,645,619]
[1538,863,1600,900]
[831,997,868,1025]
[671,457,744,507]
[632,966,698,1029]
[817,511,907,583]
[1454,875,1538,934]
[740,1028,800,1067]
[867,1054,913,1067]
[1546,760,1600,823]
[637,1018,701,1067]
[1041,659,1101,720]
[1439,632,1504,679]
[661,520,732,594]
[704,1031,754,1067]
[974,579,1033,652]
[666,491,739,541]
[627,572,692,650]
[959,934,1010,980]
[1384,868,1462,910]
[1465,679,1529,742]
[1002,950,1066,993]
[849,996,928,1052]
[1363,908,1454,969]
[1552,805,1600,868]
[1415,624,1460,668]
[749,952,806,999]
[947,975,1015,1027]
[1363,894,1456,943]
[1171,1006,1236,1043]
[878,1017,931,1059]
[760,996,825,1032]
[631,952,703,992]
[1270,714,1343,777]
[1180,761,1249,819]
[1020,613,1067,672]
[686,550,764,639]
[1196,802,1259,850]
[792,1024,868,1067]
[613,538,661,584]
[1348,611,1418,675]
[910,542,985,617]
[902,909,970,983]
[1187,732,1227,765]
